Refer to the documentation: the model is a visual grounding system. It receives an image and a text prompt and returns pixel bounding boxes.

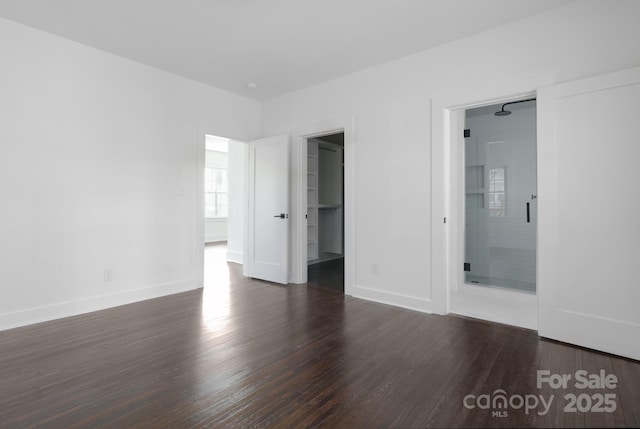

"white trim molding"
[430,73,555,317]
[0,279,200,332]
[226,250,243,264]
[290,117,355,296]
[350,284,434,313]
[205,234,228,243]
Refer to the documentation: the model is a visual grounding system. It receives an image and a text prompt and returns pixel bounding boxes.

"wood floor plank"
[1,260,639,428]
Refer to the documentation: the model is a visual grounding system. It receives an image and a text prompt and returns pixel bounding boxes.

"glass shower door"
[464,105,537,293]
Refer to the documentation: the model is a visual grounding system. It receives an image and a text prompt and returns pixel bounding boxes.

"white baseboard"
[0,279,200,332]
[226,250,243,264]
[450,289,537,330]
[349,284,433,314]
[205,234,227,243]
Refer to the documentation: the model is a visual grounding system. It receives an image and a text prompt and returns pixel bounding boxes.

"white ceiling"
[0,0,574,100]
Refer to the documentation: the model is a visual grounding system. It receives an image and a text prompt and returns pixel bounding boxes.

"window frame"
[488,166,507,218]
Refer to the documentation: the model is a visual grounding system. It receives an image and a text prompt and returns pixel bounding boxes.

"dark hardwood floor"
[1,258,639,428]
[307,258,344,293]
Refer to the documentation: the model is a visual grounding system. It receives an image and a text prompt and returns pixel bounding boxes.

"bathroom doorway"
[464,99,537,292]
[450,98,538,328]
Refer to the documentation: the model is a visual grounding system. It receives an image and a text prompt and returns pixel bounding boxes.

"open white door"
[538,66,640,360]
[246,135,289,284]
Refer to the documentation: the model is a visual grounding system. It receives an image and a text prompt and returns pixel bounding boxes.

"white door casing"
[537,66,640,360]
[290,117,355,293]
[245,135,289,284]
[431,73,553,316]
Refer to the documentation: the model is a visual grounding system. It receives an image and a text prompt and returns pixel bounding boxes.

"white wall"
[0,17,260,330]
[226,140,247,264]
[205,149,229,242]
[206,150,228,167]
[262,0,640,311]
[204,219,227,242]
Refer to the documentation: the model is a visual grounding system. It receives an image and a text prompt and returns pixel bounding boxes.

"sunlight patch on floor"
[202,242,231,331]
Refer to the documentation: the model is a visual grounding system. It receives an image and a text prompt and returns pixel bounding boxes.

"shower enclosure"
[463,100,537,293]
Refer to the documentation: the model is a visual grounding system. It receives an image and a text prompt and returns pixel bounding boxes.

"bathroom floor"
[465,274,535,293]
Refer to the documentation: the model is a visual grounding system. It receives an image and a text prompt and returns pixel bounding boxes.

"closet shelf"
[318,203,341,209]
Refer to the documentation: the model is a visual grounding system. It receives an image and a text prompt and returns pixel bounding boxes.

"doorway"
[204,135,230,248]
[306,132,345,292]
[450,98,538,329]
[463,99,537,292]
[202,134,247,289]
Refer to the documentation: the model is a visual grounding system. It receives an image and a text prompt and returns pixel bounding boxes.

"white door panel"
[538,66,640,360]
[247,135,289,284]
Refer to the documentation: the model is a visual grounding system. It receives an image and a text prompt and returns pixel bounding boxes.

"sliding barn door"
[537,67,640,360]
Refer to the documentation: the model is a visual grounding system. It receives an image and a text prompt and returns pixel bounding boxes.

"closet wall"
[307,141,319,261]
[307,138,343,263]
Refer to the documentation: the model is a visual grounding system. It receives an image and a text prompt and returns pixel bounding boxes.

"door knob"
[273,213,288,219]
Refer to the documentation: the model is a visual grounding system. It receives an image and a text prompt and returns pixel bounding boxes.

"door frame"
[197,134,206,288]
[290,117,355,294]
[430,74,554,317]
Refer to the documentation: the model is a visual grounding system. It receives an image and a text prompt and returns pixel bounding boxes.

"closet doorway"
[307,133,344,292]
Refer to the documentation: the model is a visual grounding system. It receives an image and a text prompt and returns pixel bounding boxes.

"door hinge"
[464,129,470,138]
[464,262,471,272]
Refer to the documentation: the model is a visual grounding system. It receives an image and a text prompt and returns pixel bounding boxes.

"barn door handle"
[526,203,530,223]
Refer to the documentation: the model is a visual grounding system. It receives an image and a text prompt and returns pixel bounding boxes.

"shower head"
[494,98,536,117]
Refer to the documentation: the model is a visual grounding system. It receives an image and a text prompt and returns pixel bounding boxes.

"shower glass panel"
[464,101,537,293]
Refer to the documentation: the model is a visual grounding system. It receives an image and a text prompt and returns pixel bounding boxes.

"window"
[488,167,506,217]
[205,167,228,218]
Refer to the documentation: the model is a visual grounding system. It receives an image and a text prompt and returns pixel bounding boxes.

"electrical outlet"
[104,269,113,282]
[371,264,379,276]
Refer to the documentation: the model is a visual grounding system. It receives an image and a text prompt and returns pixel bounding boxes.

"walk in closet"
[307,136,343,264]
